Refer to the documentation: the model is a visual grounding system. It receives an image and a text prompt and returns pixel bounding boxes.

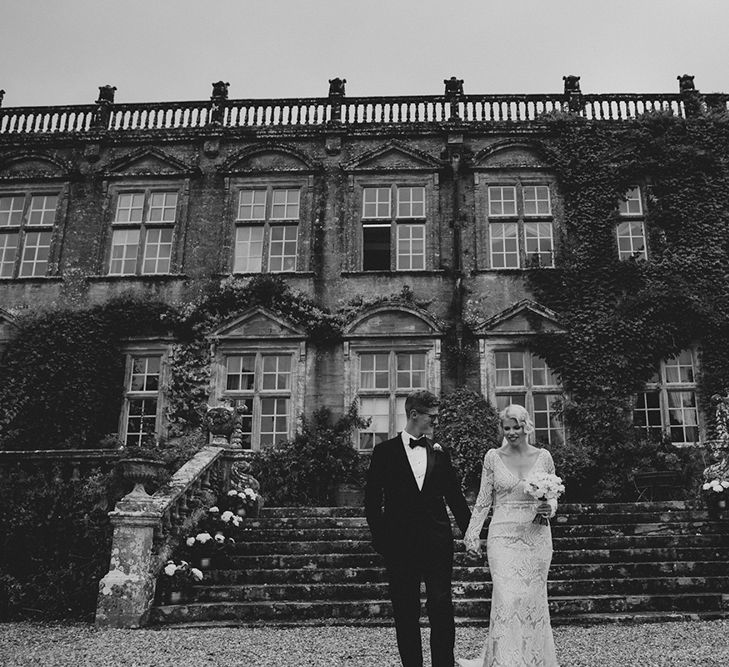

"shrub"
[249,403,368,506]
[435,388,500,494]
[0,467,119,620]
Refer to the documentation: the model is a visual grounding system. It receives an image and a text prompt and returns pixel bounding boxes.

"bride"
[458,404,559,667]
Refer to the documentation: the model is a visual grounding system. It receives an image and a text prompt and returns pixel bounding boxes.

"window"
[121,353,164,447]
[494,350,563,445]
[487,184,554,269]
[222,352,294,448]
[234,187,300,273]
[634,350,699,444]
[357,350,427,450]
[362,185,426,271]
[0,192,59,278]
[108,189,178,275]
[616,186,647,260]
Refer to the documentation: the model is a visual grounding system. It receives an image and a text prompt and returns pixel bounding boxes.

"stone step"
[257,501,698,519]
[226,546,729,570]
[225,533,729,556]
[205,560,729,585]
[243,510,714,529]
[231,521,723,542]
[186,576,729,603]
[149,592,728,626]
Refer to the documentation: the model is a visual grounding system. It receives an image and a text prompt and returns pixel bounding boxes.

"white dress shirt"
[401,430,427,490]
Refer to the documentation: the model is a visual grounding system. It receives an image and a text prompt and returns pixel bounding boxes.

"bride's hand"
[536,501,553,517]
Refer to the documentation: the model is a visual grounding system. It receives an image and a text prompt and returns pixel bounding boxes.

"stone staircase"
[149,501,729,627]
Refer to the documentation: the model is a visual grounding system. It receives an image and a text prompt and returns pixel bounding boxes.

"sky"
[1,0,728,107]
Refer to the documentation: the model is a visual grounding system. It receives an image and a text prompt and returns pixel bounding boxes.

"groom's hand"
[464,549,482,564]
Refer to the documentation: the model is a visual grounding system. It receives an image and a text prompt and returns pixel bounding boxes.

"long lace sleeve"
[545,449,558,518]
[463,450,494,553]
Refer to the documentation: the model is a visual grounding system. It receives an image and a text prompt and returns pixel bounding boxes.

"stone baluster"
[93,85,116,129]
[563,75,584,113]
[678,74,704,118]
[444,76,464,121]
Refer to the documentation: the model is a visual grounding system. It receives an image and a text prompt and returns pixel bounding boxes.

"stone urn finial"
[677,74,696,93]
[211,81,230,101]
[0,90,5,108]
[443,76,464,98]
[96,85,117,105]
[204,403,247,448]
[328,77,346,98]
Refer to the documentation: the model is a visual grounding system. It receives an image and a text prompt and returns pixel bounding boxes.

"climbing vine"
[524,111,729,497]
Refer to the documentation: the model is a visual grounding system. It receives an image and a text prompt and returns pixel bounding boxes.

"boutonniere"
[432,442,443,452]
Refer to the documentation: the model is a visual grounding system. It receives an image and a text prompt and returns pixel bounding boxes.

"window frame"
[480,338,565,446]
[633,349,701,445]
[105,184,182,277]
[358,180,430,272]
[231,181,304,275]
[616,185,648,261]
[481,180,556,270]
[0,188,64,279]
[119,343,170,448]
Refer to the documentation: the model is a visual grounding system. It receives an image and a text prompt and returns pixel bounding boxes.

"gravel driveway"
[1,620,728,666]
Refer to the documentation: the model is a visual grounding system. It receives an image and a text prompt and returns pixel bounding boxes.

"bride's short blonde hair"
[499,404,535,435]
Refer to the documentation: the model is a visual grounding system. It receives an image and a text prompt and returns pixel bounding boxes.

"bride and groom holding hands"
[365,389,560,667]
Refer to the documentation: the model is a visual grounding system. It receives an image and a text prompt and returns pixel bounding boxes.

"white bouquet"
[524,472,565,525]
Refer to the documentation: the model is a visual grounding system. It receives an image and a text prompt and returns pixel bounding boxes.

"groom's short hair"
[404,390,439,416]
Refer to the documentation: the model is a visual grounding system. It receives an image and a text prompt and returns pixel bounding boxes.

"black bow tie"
[409,436,428,449]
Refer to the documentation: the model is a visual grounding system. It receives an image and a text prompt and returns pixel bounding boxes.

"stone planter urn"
[204,405,237,446]
[118,458,165,499]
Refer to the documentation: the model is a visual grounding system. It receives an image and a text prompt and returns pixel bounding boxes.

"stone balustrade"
[0,448,122,481]
[95,444,228,628]
[2,87,727,136]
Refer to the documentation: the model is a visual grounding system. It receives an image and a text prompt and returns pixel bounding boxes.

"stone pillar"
[209,80,229,125]
[328,77,346,124]
[563,75,584,113]
[678,74,703,118]
[93,85,116,129]
[444,77,464,121]
[95,502,159,628]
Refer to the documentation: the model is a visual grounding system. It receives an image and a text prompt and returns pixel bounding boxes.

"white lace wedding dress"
[458,447,559,667]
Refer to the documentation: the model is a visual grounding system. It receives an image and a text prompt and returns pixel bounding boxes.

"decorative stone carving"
[118,458,165,501]
[96,85,117,105]
[703,392,729,483]
[678,74,703,118]
[211,81,230,101]
[209,81,230,126]
[444,77,464,98]
[204,405,238,446]
[562,75,581,95]
[328,77,346,98]
[563,75,584,112]
[677,74,696,93]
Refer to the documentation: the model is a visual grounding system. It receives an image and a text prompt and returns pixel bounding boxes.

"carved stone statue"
[328,78,347,97]
[703,392,729,483]
[444,77,464,98]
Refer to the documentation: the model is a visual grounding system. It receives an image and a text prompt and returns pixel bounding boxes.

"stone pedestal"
[95,505,159,628]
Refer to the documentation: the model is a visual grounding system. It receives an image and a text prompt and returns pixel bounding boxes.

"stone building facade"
[0,76,724,451]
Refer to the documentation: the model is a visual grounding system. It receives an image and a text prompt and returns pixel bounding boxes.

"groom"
[365,389,471,667]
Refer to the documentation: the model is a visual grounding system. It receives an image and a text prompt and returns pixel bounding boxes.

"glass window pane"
[0,232,19,277]
[363,188,391,219]
[618,187,642,216]
[234,226,264,273]
[226,355,255,391]
[238,190,267,220]
[488,186,517,216]
[396,224,425,271]
[363,225,391,271]
[0,196,24,226]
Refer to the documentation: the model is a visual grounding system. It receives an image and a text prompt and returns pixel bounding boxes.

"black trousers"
[385,542,455,667]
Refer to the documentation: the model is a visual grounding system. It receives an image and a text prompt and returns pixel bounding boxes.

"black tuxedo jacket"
[364,434,471,557]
